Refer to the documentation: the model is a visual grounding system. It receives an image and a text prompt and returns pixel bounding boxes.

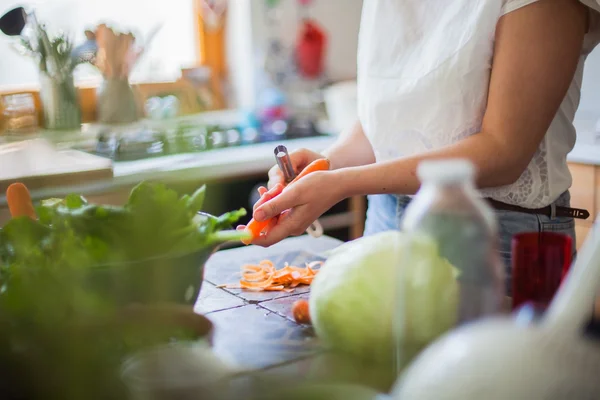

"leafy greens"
[0,181,248,400]
[0,181,248,271]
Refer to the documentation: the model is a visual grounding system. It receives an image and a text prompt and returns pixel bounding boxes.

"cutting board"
[0,138,113,193]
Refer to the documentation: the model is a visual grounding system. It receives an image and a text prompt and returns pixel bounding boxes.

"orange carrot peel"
[217,260,324,293]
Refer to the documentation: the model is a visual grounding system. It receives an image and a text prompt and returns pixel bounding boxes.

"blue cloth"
[364,192,576,294]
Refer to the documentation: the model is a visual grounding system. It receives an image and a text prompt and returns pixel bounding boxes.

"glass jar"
[39,73,82,131]
[1,93,39,135]
[401,159,505,324]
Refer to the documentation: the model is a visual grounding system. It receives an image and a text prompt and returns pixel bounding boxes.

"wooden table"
[194,235,397,398]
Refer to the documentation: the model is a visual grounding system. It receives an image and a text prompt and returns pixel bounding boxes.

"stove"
[77,117,327,162]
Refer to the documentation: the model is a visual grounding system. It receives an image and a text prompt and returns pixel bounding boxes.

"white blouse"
[357,0,600,208]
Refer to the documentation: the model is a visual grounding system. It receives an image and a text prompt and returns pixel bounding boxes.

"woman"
[239,0,600,278]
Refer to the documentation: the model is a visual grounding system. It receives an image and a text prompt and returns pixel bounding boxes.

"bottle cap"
[417,159,476,185]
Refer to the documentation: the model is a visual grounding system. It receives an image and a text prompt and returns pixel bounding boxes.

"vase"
[97,78,140,125]
[39,73,82,131]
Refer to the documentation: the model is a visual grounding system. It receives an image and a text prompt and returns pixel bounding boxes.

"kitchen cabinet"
[568,162,598,250]
[570,163,596,221]
[575,222,593,250]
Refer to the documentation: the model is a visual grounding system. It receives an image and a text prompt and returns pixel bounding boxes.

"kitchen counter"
[197,234,600,398]
[195,235,397,397]
[111,135,336,184]
[0,136,336,206]
[0,109,339,206]
[1,107,599,206]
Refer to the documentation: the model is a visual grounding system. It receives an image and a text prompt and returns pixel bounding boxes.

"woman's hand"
[267,148,325,189]
[236,184,283,241]
[249,170,346,247]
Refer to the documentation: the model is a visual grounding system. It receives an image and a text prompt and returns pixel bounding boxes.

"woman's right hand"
[237,149,326,243]
[266,148,326,190]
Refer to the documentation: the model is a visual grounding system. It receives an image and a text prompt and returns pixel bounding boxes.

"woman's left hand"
[244,170,344,247]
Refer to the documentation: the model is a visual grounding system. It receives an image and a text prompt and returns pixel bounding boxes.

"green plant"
[10,16,89,129]
[0,181,247,271]
[0,182,249,399]
[15,22,87,82]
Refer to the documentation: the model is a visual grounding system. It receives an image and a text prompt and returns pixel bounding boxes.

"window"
[0,0,198,87]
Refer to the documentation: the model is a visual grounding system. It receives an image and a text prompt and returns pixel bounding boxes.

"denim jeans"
[363,192,577,294]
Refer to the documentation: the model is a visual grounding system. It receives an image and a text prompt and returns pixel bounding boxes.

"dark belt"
[487,199,590,220]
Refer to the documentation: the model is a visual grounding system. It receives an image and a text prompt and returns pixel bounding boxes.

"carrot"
[289,158,330,185]
[242,184,285,245]
[6,183,37,220]
[220,260,324,294]
[241,220,270,245]
[242,159,330,245]
[292,300,311,325]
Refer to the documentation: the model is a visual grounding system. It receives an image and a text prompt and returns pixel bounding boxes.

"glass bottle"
[401,159,505,324]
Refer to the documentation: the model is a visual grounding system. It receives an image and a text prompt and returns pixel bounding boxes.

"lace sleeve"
[580,0,600,14]
[580,0,600,53]
[501,0,539,16]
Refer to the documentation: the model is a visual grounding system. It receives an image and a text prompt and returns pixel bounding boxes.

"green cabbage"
[309,231,459,367]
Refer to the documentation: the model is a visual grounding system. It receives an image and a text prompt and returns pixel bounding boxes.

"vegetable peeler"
[274,145,324,238]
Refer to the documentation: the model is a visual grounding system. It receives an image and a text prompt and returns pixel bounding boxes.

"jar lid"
[417,159,476,184]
